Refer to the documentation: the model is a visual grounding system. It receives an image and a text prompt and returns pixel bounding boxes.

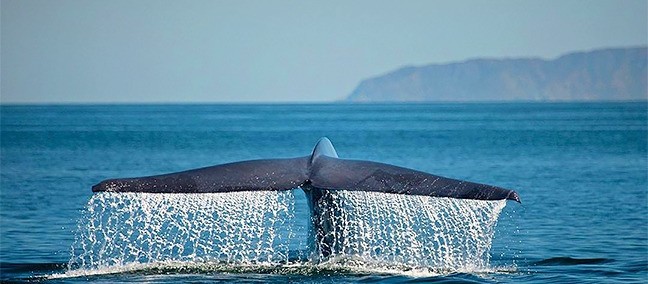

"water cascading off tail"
[68,190,506,274]
[69,191,301,270]
[308,190,506,271]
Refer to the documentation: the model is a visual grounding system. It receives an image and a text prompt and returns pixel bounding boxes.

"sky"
[1,0,647,103]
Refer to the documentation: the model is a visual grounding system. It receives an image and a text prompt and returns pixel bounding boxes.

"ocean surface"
[1,103,646,283]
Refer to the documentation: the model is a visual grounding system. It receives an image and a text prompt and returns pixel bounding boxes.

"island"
[346,47,647,102]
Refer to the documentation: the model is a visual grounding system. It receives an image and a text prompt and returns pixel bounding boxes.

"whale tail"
[92,137,520,203]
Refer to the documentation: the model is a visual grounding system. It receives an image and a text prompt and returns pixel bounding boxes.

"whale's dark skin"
[92,137,520,257]
[92,137,520,202]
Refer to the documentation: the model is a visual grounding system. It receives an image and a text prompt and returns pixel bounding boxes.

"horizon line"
[1,100,646,107]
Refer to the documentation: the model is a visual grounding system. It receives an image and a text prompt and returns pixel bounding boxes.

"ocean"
[1,103,646,283]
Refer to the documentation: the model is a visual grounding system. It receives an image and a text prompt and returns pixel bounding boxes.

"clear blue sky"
[2,0,646,103]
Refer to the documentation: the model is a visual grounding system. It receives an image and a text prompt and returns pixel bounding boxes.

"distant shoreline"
[346,47,647,102]
[1,100,646,107]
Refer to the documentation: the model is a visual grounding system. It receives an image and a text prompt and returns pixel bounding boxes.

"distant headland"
[345,47,647,102]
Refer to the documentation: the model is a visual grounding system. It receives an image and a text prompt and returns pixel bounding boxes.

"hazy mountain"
[346,47,647,102]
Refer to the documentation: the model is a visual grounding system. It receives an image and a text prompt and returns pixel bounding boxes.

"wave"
[1,262,66,275]
[48,258,518,280]
[532,257,613,266]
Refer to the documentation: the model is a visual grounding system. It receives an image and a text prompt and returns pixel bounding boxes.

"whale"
[92,137,520,257]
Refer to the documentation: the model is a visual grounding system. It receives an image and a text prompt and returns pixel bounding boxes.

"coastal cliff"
[346,47,647,102]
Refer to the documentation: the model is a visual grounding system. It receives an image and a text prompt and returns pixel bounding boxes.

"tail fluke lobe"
[92,157,310,193]
[308,155,520,202]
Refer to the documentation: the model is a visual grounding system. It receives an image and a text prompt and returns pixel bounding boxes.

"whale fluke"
[92,137,520,203]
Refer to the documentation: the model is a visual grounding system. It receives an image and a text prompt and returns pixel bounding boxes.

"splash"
[69,191,301,270]
[67,189,507,276]
[309,190,506,270]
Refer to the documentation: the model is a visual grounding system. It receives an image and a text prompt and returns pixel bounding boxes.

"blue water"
[1,103,646,282]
